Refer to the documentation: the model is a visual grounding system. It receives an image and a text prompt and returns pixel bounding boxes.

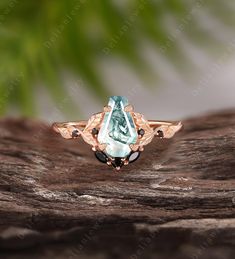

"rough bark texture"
[0,110,235,259]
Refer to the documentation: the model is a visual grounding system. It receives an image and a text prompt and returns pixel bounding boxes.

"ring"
[52,96,183,171]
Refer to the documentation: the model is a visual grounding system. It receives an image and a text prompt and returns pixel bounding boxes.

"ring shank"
[148,120,179,129]
[53,121,87,127]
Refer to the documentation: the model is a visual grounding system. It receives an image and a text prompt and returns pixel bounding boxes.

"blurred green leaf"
[0,0,234,117]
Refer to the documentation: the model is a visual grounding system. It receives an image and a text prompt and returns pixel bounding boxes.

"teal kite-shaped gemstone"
[98,96,138,158]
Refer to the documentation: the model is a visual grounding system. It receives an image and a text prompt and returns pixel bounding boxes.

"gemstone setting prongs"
[52,96,183,171]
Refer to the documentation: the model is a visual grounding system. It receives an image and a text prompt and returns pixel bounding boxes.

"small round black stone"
[128,152,140,163]
[157,130,164,138]
[95,151,108,163]
[92,128,99,136]
[138,129,145,136]
[72,130,79,138]
[112,158,124,169]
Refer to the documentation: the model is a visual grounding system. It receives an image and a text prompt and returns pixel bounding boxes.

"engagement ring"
[52,96,182,171]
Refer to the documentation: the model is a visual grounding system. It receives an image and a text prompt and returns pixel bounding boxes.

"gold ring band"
[52,96,182,171]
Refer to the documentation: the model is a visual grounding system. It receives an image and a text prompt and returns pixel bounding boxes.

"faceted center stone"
[98,96,138,158]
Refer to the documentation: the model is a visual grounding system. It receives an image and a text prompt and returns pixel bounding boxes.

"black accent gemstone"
[157,130,164,138]
[95,151,108,163]
[138,128,145,136]
[72,130,79,138]
[128,152,140,163]
[92,128,99,136]
[111,158,124,169]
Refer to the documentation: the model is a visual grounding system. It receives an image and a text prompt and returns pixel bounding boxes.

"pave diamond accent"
[98,96,138,158]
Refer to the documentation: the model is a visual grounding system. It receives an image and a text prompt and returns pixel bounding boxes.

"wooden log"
[0,110,235,258]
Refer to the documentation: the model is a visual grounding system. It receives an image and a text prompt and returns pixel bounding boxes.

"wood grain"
[0,111,235,258]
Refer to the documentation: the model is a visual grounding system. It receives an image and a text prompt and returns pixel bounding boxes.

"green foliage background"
[0,0,234,116]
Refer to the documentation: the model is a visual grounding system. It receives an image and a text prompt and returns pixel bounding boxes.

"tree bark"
[0,110,235,259]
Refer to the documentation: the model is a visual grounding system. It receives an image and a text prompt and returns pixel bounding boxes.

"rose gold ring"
[52,96,182,171]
